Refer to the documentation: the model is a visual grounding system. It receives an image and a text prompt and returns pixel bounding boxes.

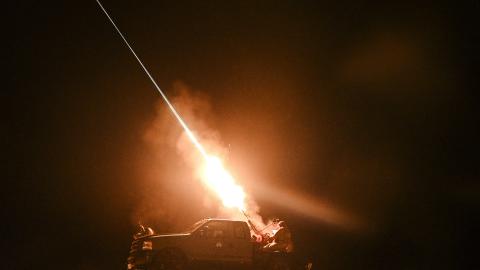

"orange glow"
[201,156,246,211]
[176,124,247,211]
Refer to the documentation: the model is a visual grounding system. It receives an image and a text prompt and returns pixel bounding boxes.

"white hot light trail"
[96,0,246,211]
[96,0,207,159]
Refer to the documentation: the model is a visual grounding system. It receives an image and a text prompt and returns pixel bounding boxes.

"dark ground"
[5,1,479,269]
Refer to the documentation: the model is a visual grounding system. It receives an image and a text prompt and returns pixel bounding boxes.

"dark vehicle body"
[127,218,292,270]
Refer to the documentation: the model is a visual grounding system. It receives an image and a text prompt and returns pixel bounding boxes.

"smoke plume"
[134,81,269,232]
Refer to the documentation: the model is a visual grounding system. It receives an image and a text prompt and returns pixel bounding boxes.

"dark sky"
[5,1,479,269]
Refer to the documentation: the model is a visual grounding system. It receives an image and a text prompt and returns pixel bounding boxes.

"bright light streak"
[96,0,207,160]
[96,0,245,211]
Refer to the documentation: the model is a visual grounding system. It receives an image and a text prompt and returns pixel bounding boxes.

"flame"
[200,155,246,211]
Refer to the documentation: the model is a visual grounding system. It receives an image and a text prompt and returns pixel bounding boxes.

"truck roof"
[181,218,248,234]
[204,218,245,222]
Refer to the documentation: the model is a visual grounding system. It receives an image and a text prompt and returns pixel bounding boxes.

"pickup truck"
[127,218,291,270]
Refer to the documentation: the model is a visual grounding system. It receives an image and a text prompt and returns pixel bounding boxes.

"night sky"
[6,1,479,269]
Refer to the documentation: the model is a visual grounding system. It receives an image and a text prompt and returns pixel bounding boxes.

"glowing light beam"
[96,0,245,211]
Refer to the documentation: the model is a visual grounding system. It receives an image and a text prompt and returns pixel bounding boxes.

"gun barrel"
[242,211,261,235]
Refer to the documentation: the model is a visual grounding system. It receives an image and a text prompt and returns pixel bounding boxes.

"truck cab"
[127,219,253,270]
[182,218,253,263]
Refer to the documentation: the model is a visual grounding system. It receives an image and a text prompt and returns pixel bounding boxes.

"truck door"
[231,222,253,263]
[214,221,253,263]
[191,221,230,261]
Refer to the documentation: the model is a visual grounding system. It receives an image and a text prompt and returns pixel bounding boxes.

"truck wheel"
[151,249,186,270]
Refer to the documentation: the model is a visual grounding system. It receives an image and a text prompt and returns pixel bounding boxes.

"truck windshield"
[183,219,207,233]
